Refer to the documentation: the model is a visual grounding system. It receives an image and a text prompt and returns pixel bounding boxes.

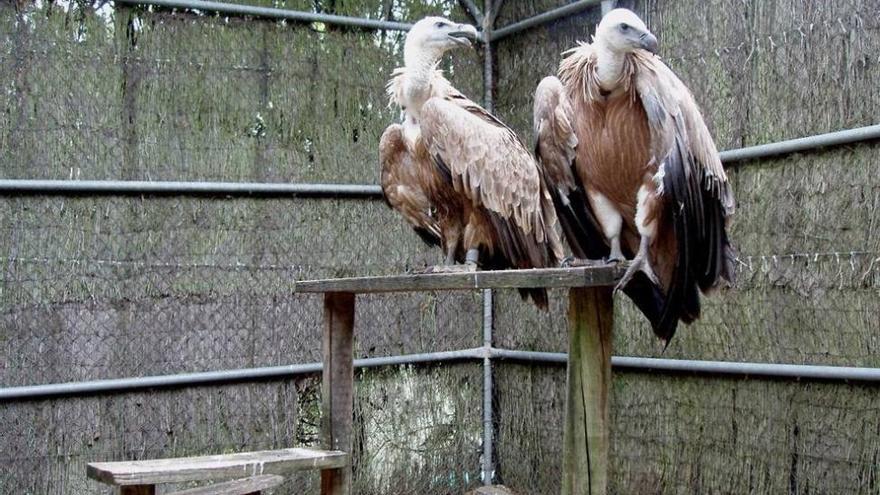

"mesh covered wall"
[491,0,880,493]
[1,0,484,493]
[2,0,880,493]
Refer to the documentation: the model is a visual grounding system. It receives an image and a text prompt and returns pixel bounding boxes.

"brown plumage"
[380,16,564,308]
[534,9,735,340]
[380,124,443,248]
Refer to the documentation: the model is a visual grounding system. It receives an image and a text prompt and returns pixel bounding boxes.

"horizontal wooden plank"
[294,266,622,294]
[166,475,285,495]
[87,448,347,486]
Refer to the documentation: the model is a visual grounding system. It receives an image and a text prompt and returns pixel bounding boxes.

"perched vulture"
[380,16,564,307]
[533,8,735,341]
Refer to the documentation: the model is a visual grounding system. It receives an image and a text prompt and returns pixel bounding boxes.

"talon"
[563,257,605,267]
[614,253,659,293]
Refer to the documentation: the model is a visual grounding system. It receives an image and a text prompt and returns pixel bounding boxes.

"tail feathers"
[621,273,675,340]
[518,288,549,310]
[551,187,609,261]
[412,226,441,247]
[481,243,551,311]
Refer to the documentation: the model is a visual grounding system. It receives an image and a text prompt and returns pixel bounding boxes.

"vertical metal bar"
[600,0,616,16]
[481,288,494,485]
[482,0,494,114]
[481,1,495,485]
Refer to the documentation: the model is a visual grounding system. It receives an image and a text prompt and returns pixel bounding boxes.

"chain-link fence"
[2,0,880,494]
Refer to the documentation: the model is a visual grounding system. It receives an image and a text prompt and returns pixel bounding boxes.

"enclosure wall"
[2,0,880,494]
[1,1,485,493]
[492,1,880,493]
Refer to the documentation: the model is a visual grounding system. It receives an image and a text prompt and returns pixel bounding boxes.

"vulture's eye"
[435,21,448,28]
[620,23,630,32]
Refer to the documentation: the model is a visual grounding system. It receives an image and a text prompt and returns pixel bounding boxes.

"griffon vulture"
[533,9,735,340]
[380,16,564,307]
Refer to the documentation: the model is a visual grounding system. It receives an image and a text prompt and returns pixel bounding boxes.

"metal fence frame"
[2,0,880,489]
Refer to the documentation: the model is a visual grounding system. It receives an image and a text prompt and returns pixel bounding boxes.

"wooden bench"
[168,475,283,495]
[87,447,347,495]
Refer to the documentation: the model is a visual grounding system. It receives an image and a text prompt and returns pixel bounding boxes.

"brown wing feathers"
[636,55,736,340]
[420,94,563,307]
[533,77,609,261]
[379,124,442,248]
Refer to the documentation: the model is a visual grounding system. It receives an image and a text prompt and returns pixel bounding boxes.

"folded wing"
[379,124,442,247]
[420,95,563,270]
[634,52,736,335]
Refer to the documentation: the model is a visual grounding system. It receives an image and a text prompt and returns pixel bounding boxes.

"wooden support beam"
[166,475,284,495]
[562,287,614,495]
[321,292,355,495]
[121,486,155,495]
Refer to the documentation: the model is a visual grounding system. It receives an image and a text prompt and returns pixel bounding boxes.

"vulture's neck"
[593,42,627,93]
[402,49,442,114]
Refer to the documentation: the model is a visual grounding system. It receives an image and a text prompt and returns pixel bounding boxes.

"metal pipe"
[490,0,602,42]
[489,348,566,364]
[0,348,486,401]
[481,291,494,485]
[492,0,506,22]
[115,0,413,32]
[720,124,880,164]
[480,1,496,483]
[459,0,484,24]
[4,346,880,402]
[482,4,494,113]
[489,348,880,382]
[0,180,383,198]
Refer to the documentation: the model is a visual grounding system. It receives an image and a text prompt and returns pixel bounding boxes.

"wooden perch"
[295,265,622,294]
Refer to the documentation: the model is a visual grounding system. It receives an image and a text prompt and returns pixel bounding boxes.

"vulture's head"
[404,17,479,64]
[595,8,658,55]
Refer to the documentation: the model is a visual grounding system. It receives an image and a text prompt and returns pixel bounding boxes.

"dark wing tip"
[519,287,549,310]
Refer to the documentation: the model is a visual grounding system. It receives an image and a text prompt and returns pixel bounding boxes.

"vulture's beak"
[448,24,479,46]
[639,31,659,54]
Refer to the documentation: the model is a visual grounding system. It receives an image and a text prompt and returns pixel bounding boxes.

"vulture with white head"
[533,8,735,341]
[380,16,564,308]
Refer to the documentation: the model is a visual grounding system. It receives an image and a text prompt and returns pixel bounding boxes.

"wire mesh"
[495,365,880,495]
[0,196,486,383]
[1,1,485,493]
[0,0,483,183]
[490,0,880,493]
[2,0,880,494]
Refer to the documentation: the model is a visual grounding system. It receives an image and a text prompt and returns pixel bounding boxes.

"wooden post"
[321,292,355,495]
[562,287,614,495]
[120,486,155,495]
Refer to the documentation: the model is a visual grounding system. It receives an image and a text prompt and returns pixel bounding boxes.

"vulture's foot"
[614,242,659,293]
[560,256,606,268]
[606,254,625,264]
[425,263,478,274]
[608,236,625,264]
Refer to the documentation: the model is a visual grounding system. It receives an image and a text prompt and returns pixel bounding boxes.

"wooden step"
[166,475,284,495]
[87,447,347,486]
